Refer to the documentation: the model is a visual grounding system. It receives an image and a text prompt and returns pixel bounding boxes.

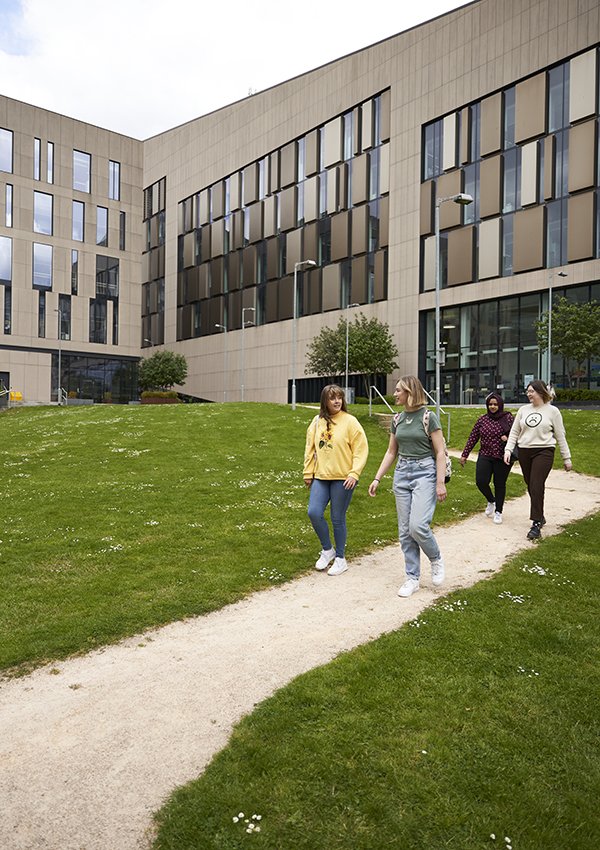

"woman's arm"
[430,429,447,502]
[460,418,481,466]
[552,408,572,470]
[504,410,521,463]
[303,416,318,485]
[345,420,369,488]
[368,433,398,497]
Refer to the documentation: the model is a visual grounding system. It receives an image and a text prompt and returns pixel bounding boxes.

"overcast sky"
[0,0,469,139]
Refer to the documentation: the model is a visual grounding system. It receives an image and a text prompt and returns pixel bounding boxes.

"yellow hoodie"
[303,411,369,481]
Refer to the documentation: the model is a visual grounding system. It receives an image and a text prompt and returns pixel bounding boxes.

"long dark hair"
[319,384,347,426]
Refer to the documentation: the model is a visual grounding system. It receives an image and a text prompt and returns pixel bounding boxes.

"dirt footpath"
[1,468,599,850]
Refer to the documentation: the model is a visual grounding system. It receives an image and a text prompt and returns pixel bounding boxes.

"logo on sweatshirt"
[525,412,542,428]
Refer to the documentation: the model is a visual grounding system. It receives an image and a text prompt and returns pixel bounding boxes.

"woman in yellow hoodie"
[303,385,369,576]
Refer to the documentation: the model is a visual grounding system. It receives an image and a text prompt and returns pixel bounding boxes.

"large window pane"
[5,184,12,227]
[108,160,120,200]
[32,243,53,289]
[33,138,41,180]
[71,250,79,295]
[72,200,85,241]
[3,286,11,334]
[0,235,12,284]
[96,206,108,246]
[0,128,13,172]
[47,142,54,183]
[73,150,91,192]
[33,191,53,235]
[58,294,71,341]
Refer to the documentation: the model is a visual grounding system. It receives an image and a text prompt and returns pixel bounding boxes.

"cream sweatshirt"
[303,411,369,481]
[505,403,571,460]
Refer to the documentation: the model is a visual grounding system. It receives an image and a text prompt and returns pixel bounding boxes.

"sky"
[0,0,469,139]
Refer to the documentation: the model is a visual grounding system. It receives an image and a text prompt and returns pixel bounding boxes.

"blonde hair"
[396,375,427,408]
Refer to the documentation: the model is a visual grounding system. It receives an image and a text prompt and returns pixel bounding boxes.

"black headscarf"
[485,392,512,432]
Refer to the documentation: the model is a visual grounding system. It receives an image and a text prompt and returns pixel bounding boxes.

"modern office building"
[1,0,599,407]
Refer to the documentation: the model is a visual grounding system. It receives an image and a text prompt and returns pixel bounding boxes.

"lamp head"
[453,193,473,205]
[557,272,568,278]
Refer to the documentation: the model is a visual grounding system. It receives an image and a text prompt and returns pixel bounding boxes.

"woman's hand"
[436,482,447,502]
[503,450,512,465]
[343,476,357,490]
[459,456,467,467]
[564,460,573,472]
[304,477,313,488]
[368,479,380,497]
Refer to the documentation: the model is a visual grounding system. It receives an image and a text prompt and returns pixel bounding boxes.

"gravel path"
[2,468,599,850]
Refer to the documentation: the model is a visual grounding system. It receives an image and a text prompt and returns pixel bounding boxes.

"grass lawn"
[152,510,600,850]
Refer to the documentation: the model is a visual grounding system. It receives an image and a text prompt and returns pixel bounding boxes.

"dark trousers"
[518,446,555,522]
[475,454,512,513]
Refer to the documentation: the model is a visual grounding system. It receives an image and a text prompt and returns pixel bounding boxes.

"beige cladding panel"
[352,153,368,206]
[305,130,319,177]
[379,143,389,196]
[373,250,386,301]
[269,151,280,193]
[351,255,368,302]
[322,263,341,311]
[330,211,349,261]
[379,195,389,247]
[303,222,318,264]
[243,163,258,205]
[352,204,368,256]
[263,194,277,237]
[326,167,338,215]
[480,93,502,157]
[568,119,596,193]
[279,185,296,232]
[423,235,435,291]
[229,173,241,211]
[568,191,594,261]
[436,171,461,229]
[380,90,391,143]
[211,221,224,257]
[447,225,474,286]
[285,228,302,274]
[442,114,456,172]
[479,155,501,218]
[362,100,373,151]
[513,206,544,272]
[278,276,293,320]
[570,50,597,124]
[459,107,470,165]
[280,141,297,188]
[520,141,538,207]
[248,202,263,243]
[303,175,318,222]
[515,73,546,143]
[324,116,342,168]
[211,181,225,219]
[543,136,554,200]
[478,218,500,280]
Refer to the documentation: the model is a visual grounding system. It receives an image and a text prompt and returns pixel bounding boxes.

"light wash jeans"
[307,478,355,558]
[392,456,441,580]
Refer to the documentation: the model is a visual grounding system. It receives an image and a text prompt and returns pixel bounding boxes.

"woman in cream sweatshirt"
[303,385,368,576]
[504,379,572,540]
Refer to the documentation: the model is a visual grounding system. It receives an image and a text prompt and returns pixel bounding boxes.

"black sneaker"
[527,521,542,540]
[540,517,546,527]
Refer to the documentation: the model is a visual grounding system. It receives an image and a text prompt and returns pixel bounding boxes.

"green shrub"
[140,390,179,399]
[555,388,600,402]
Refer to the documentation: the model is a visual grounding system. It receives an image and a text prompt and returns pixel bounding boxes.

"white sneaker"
[430,557,445,586]
[327,557,348,576]
[485,502,495,517]
[315,547,335,571]
[493,511,503,524]
[398,578,420,597]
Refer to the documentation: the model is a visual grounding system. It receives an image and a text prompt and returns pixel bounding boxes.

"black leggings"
[475,454,512,513]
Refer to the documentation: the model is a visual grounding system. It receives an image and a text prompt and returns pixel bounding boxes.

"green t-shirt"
[390,407,441,458]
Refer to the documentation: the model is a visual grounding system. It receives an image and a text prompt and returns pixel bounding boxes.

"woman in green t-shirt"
[368,376,447,598]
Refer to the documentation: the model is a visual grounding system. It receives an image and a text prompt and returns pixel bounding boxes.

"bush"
[141,390,179,399]
[555,388,600,402]
[355,394,396,405]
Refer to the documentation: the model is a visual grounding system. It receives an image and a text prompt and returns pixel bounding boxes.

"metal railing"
[368,385,451,443]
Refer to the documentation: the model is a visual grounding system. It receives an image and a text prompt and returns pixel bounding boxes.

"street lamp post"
[241,306,255,402]
[344,302,360,398]
[215,323,228,401]
[291,259,317,410]
[547,270,567,385]
[434,192,473,421]
[54,308,62,405]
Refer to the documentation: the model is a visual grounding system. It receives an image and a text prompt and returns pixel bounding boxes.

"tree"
[535,297,600,388]
[305,313,399,395]
[138,351,188,391]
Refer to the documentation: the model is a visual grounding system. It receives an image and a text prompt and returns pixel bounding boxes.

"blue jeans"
[307,478,355,557]
[392,457,440,580]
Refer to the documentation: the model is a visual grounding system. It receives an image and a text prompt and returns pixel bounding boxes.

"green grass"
[152,511,600,850]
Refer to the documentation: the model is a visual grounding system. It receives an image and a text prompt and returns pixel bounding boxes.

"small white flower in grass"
[255,826,261,832]
[252,814,262,820]
[232,817,239,823]
[490,835,496,841]
[421,750,427,754]
[505,838,511,844]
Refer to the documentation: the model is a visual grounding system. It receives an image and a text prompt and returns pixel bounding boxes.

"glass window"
[0,235,12,284]
[546,199,566,268]
[66,251,77,299]
[5,184,12,227]
[58,294,71,341]
[463,163,479,223]
[470,103,480,162]
[297,139,305,183]
[548,62,570,133]
[119,211,126,251]
[503,148,519,212]
[369,148,379,201]
[502,214,514,276]
[478,301,499,368]
[503,87,515,149]
[0,128,13,172]
[108,160,120,200]
[4,286,11,334]
[33,138,41,180]
[343,111,354,161]
[32,243,53,289]
[96,206,108,246]
[73,150,91,192]
[33,191,53,235]
[72,200,85,241]
[47,142,54,184]
[89,298,107,344]
[38,290,46,337]
[96,255,119,297]
[554,129,568,198]
[112,301,118,345]
[423,120,442,180]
